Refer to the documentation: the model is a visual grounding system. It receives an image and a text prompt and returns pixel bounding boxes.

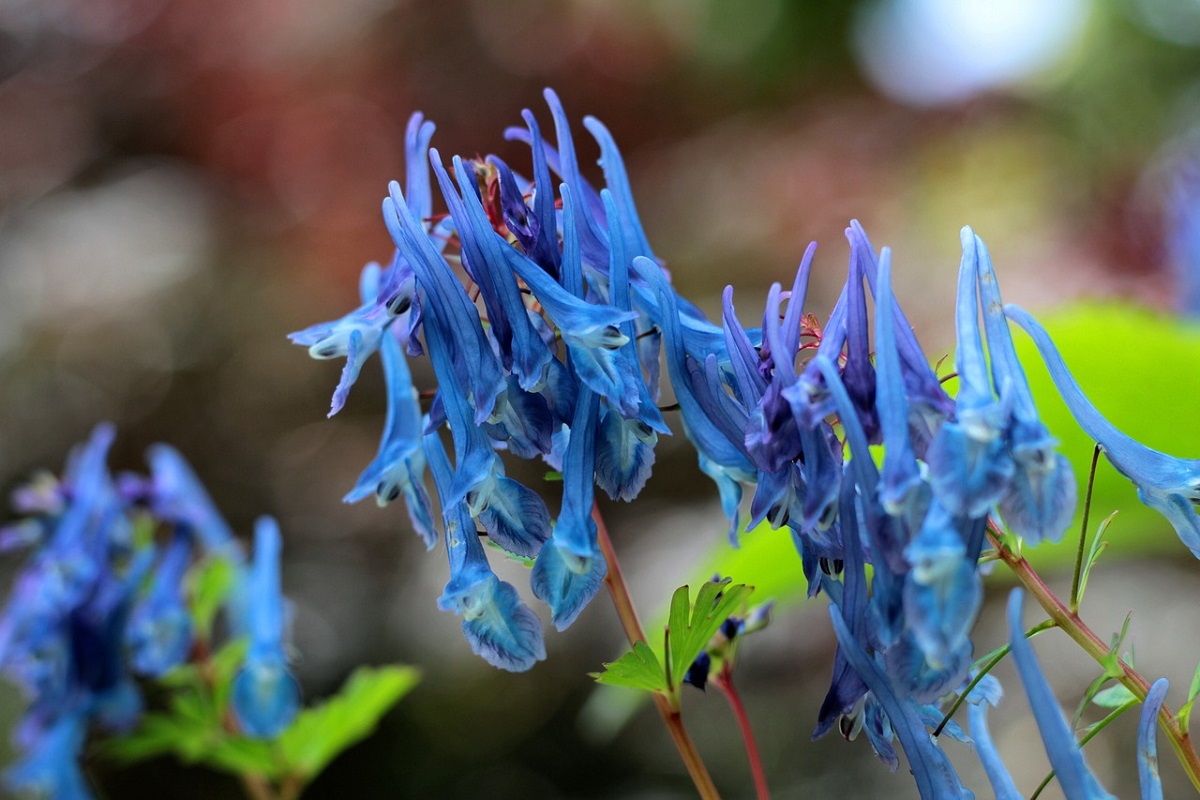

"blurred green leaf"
[188,556,236,644]
[201,737,278,778]
[1092,683,1138,709]
[593,641,668,693]
[279,665,419,781]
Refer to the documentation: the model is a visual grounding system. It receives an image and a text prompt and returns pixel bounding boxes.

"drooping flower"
[231,517,301,738]
[424,433,546,671]
[1005,303,1200,557]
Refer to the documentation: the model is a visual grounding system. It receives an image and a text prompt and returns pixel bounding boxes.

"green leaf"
[104,715,197,764]
[665,580,754,693]
[593,641,668,693]
[1075,510,1117,606]
[1073,673,1113,729]
[279,665,419,780]
[200,737,280,778]
[188,556,237,643]
[1092,684,1138,709]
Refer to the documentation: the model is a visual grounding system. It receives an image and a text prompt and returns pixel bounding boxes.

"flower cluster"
[296,89,1199,793]
[0,425,300,798]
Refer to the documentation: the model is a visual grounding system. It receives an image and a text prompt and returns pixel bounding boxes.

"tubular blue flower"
[1139,678,1168,800]
[841,231,881,445]
[287,261,395,417]
[231,517,301,739]
[874,247,927,521]
[758,252,842,532]
[828,607,974,799]
[850,221,954,450]
[531,386,607,631]
[926,228,1014,519]
[814,478,869,741]
[424,434,546,671]
[432,151,553,391]
[424,313,550,559]
[126,531,193,677]
[4,711,92,800]
[901,503,981,676]
[383,180,506,425]
[493,187,640,416]
[971,230,1076,545]
[531,191,609,628]
[593,190,666,502]
[290,113,436,413]
[145,444,241,560]
[631,254,756,542]
[1005,303,1200,558]
[342,329,436,546]
[541,89,610,270]
[583,116,656,261]
[964,675,1022,800]
[1007,589,1114,799]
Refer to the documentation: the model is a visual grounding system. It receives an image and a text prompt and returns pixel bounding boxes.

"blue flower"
[1139,678,1168,800]
[424,434,546,671]
[964,675,1021,800]
[342,329,436,547]
[126,531,193,677]
[1005,303,1200,557]
[383,180,507,426]
[1007,589,1114,799]
[231,517,301,739]
[145,442,241,560]
[926,228,1014,519]
[4,712,92,800]
[971,229,1076,545]
[631,254,756,543]
[430,151,553,392]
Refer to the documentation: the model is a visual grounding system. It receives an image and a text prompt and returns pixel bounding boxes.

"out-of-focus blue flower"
[145,443,240,559]
[971,230,1076,545]
[1007,589,1114,799]
[126,531,193,677]
[927,228,1014,519]
[231,517,301,738]
[4,712,92,800]
[964,674,1021,800]
[1006,303,1200,557]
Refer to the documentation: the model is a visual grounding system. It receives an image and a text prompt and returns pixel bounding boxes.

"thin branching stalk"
[592,503,721,800]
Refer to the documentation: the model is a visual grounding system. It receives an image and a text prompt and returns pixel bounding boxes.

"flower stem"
[989,525,1200,794]
[1069,444,1102,613]
[592,503,721,800]
[712,665,770,800]
[241,776,277,800]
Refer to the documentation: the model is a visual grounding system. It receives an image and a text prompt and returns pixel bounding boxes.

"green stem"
[1069,445,1102,613]
[712,665,770,800]
[989,526,1200,794]
[592,504,721,800]
[1028,698,1139,800]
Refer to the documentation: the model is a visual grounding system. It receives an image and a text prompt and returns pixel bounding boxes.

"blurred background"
[4,0,1200,797]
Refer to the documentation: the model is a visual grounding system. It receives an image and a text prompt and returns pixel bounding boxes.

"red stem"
[712,665,770,800]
